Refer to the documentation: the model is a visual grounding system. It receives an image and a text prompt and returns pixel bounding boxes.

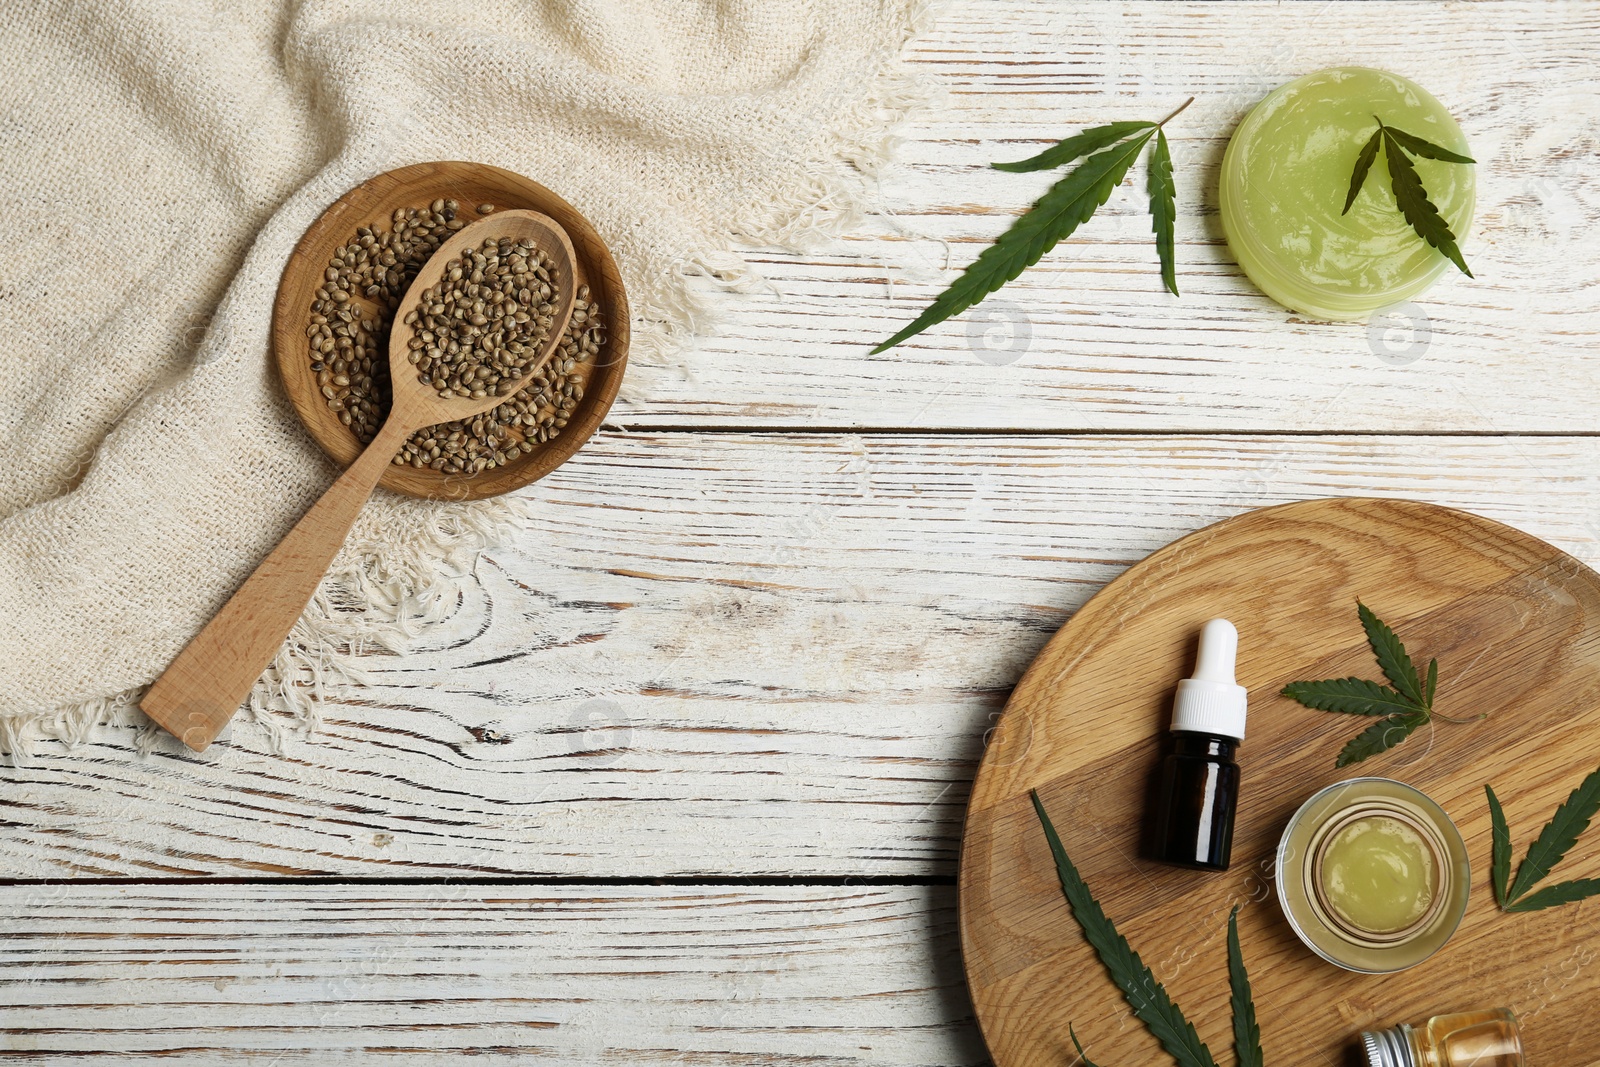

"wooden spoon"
[142,209,578,752]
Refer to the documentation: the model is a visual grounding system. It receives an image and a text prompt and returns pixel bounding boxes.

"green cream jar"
[1277,778,1470,973]
[1220,67,1475,320]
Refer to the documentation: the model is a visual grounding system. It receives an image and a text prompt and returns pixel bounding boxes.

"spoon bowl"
[383,209,577,434]
[142,210,579,752]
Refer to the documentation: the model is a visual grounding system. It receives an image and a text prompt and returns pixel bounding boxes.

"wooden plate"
[960,498,1600,1066]
[272,162,629,501]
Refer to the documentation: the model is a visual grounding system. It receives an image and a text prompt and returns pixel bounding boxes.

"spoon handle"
[141,416,414,751]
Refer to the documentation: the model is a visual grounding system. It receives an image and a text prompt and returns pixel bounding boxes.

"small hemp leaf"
[1341,117,1475,277]
[1282,601,1480,768]
[1148,128,1178,297]
[1033,789,1267,1067]
[872,98,1193,354]
[1334,709,1428,769]
[1487,763,1600,914]
[1069,1025,1106,1067]
[1487,784,1512,909]
[1228,907,1263,1067]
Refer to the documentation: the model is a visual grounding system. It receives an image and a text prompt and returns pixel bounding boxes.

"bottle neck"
[1170,732,1237,758]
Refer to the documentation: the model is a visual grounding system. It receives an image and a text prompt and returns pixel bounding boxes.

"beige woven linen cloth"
[0,0,932,753]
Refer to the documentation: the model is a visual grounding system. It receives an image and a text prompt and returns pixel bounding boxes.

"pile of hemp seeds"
[305,198,605,476]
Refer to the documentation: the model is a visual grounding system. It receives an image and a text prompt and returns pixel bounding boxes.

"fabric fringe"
[2,495,526,760]
[1,0,942,760]
[619,0,942,395]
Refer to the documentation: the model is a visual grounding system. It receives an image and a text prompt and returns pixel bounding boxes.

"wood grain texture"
[620,0,1600,432]
[0,883,982,1064]
[961,497,1600,1067]
[7,434,1600,878]
[7,3,1600,1060]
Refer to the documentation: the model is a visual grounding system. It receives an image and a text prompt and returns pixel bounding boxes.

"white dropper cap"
[1171,618,1248,740]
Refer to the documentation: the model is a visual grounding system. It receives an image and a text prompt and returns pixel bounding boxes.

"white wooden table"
[5,2,1599,1062]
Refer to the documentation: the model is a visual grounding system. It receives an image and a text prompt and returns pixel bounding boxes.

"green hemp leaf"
[1032,790,1268,1067]
[1228,907,1263,1067]
[1282,602,1481,768]
[1486,764,1600,913]
[872,99,1192,353]
[1486,784,1512,908]
[1147,129,1178,296]
[1342,118,1475,277]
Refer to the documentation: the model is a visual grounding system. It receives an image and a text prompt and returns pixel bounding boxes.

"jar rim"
[1275,777,1470,973]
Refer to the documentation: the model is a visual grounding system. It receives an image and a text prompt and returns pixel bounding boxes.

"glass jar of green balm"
[1220,67,1475,320]
[1276,778,1470,973]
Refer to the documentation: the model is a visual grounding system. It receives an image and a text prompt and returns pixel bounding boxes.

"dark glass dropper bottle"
[1153,618,1247,871]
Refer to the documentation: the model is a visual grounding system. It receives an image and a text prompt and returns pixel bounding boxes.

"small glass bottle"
[1361,1008,1523,1067]
[1152,619,1247,871]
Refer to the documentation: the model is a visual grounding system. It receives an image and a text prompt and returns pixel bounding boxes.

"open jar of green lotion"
[1277,778,1470,973]
[1220,67,1475,320]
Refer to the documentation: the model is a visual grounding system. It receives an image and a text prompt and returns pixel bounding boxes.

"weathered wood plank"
[3,433,1599,878]
[620,0,1600,431]
[0,883,980,1064]
[11,2,1600,1062]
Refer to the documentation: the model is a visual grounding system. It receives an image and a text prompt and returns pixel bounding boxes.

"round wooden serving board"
[960,498,1600,1067]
